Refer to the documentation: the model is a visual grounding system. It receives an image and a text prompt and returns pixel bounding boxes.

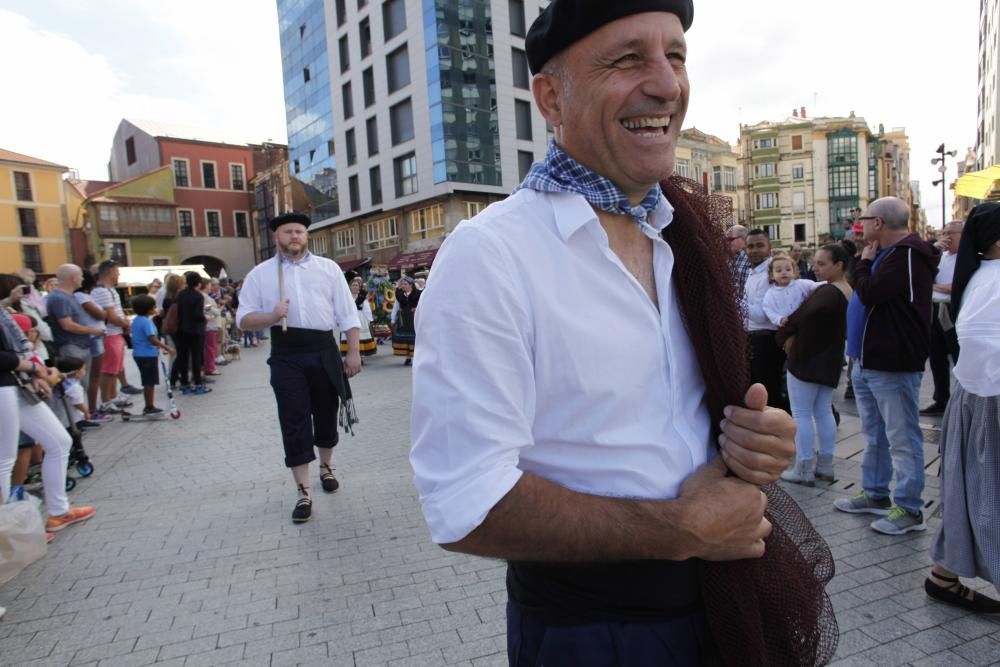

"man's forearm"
[240,311,279,331]
[61,319,96,335]
[345,327,360,355]
[442,472,693,562]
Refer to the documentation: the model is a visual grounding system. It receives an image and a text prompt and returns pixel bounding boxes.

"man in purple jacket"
[834,196,939,535]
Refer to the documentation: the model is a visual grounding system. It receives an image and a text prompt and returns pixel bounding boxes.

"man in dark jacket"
[834,196,939,536]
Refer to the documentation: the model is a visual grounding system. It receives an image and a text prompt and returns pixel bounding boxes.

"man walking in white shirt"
[922,221,963,415]
[237,213,361,523]
[743,229,789,411]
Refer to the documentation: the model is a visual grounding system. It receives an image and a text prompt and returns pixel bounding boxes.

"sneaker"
[119,384,143,395]
[919,402,947,416]
[76,420,102,430]
[142,407,165,416]
[215,355,226,363]
[833,491,892,515]
[47,506,96,532]
[180,385,193,395]
[193,385,212,395]
[112,396,133,408]
[99,402,124,414]
[871,506,927,535]
[89,412,114,423]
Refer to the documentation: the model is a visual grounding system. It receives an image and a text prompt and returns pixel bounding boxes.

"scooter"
[121,352,181,422]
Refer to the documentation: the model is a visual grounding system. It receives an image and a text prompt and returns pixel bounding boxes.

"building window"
[723,166,737,191]
[348,175,360,212]
[366,117,379,156]
[151,257,171,266]
[512,47,530,89]
[303,67,311,82]
[336,0,346,26]
[518,151,534,181]
[755,192,778,209]
[509,0,526,36]
[386,44,410,93]
[363,67,375,107]
[794,223,806,243]
[829,165,858,197]
[341,81,354,119]
[515,100,533,141]
[369,166,382,205]
[465,201,487,219]
[234,211,248,237]
[206,210,221,237]
[202,162,217,189]
[125,137,136,165]
[172,159,189,187]
[394,153,417,197]
[17,208,37,237]
[178,210,194,237]
[712,166,723,192]
[230,164,245,190]
[674,158,691,178]
[357,0,367,7]
[792,191,806,212]
[754,162,776,178]
[13,172,32,201]
[383,0,406,41]
[390,98,414,145]
[335,227,356,256]
[346,128,357,166]
[365,216,399,249]
[107,241,129,266]
[339,35,350,73]
[21,245,42,273]
[792,135,803,150]
[753,137,776,149]
[763,224,779,241]
[792,164,804,180]
[360,17,372,57]
[829,133,858,163]
[409,205,444,240]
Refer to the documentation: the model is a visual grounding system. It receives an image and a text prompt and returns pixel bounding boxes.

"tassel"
[339,398,359,435]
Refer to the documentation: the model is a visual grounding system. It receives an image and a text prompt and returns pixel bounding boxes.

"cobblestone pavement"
[1,345,999,666]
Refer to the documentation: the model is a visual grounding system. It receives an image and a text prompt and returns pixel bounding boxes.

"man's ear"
[531,72,563,128]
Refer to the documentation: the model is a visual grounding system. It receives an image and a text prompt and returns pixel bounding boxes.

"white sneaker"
[112,396,133,407]
[100,401,124,414]
[215,355,225,363]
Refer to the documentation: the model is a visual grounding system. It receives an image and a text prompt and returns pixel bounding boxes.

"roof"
[680,128,731,147]
[0,148,68,170]
[67,179,115,198]
[90,195,177,207]
[126,118,255,147]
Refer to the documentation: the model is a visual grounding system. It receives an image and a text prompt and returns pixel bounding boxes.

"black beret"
[525,0,694,75]
[269,212,312,232]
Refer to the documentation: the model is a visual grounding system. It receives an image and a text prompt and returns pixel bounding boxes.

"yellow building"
[675,128,747,226]
[0,148,69,275]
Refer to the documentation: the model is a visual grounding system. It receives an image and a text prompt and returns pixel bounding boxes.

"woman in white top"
[925,201,1000,613]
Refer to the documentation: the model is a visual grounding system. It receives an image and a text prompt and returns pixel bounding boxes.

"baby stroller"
[56,383,94,491]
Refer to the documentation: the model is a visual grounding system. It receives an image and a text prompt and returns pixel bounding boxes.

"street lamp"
[931,143,957,231]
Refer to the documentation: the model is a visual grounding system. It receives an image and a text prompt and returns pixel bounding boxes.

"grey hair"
[868,197,910,230]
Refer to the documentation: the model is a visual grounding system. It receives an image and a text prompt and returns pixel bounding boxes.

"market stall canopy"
[954,164,1000,201]
[116,265,210,288]
[336,257,372,272]
[387,248,438,270]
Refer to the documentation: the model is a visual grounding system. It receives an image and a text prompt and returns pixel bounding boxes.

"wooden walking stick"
[277,253,288,332]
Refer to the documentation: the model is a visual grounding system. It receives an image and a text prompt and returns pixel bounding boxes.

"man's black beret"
[269,212,312,232]
[525,0,694,75]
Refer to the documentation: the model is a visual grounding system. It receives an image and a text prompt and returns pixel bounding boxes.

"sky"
[0,0,981,228]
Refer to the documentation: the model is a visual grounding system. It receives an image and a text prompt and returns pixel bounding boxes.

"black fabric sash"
[270,326,359,434]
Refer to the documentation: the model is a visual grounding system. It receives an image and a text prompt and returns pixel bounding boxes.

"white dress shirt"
[762,279,821,327]
[932,252,957,303]
[236,252,360,334]
[744,258,774,331]
[410,189,713,544]
[954,260,1000,397]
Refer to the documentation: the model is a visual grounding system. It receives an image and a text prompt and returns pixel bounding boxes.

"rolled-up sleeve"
[332,269,361,332]
[410,223,534,544]
[235,271,262,329]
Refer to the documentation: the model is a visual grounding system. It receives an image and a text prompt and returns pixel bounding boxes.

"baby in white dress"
[763,253,821,327]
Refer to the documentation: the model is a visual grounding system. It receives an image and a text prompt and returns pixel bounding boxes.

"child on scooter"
[129,296,175,416]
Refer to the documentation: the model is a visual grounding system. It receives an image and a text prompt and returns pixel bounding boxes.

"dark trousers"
[507,602,712,666]
[174,332,204,386]
[268,351,339,468]
[748,331,789,411]
[928,305,960,405]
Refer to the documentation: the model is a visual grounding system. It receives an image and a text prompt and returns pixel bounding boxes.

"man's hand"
[718,384,796,485]
[674,457,771,561]
[861,239,881,261]
[88,326,104,336]
[272,298,290,324]
[344,351,361,378]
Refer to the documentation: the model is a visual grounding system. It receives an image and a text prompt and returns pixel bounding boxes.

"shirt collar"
[552,191,675,242]
[750,257,771,273]
[280,250,312,266]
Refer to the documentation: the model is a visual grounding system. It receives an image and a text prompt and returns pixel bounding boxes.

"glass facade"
[277,0,338,221]
[424,0,502,186]
[827,128,860,239]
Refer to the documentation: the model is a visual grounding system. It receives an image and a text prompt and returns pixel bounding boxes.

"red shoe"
[47,506,96,532]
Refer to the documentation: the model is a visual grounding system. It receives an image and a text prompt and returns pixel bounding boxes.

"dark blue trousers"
[507,602,712,666]
[268,351,339,468]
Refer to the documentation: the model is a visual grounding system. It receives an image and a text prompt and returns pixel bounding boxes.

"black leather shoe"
[292,485,312,523]
[920,403,947,416]
[319,464,339,493]
[925,575,1000,613]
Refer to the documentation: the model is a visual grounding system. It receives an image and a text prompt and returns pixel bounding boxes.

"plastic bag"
[0,487,47,586]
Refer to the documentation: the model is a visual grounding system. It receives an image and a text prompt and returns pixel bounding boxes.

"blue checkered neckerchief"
[515,141,662,227]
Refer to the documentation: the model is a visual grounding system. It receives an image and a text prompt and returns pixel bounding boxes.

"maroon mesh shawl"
[661,176,839,666]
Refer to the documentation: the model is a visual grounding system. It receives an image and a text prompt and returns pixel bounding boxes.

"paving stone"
[951,635,1000,665]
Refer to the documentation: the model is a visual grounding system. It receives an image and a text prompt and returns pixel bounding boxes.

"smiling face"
[770,258,796,286]
[535,12,689,203]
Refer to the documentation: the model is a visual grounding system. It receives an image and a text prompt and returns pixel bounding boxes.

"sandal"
[292,484,312,523]
[319,464,339,493]
[925,572,1000,613]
